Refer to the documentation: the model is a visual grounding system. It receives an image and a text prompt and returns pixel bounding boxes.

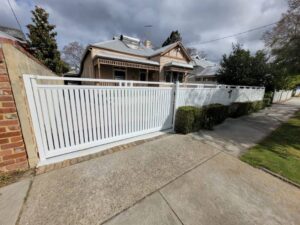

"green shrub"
[193,107,205,131]
[201,104,229,129]
[229,102,251,118]
[263,98,272,107]
[229,101,264,118]
[264,92,273,99]
[175,101,263,134]
[250,101,264,112]
[175,106,199,134]
[263,92,273,107]
[175,104,229,133]
[228,103,239,117]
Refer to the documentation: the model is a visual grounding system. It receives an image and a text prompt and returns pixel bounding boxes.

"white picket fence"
[23,75,265,163]
[176,83,265,108]
[272,90,293,103]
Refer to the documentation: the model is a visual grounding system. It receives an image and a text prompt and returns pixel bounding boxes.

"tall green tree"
[263,0,300,75]
[27,6,69,74]
[162,30,182,47]
[217,44,273,90]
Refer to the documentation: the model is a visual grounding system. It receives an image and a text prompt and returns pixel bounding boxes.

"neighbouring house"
[0,26,60,172]
[0,26,27,44]
[80,35,193,83]
[187,55,220,84]
[63,69,80,85]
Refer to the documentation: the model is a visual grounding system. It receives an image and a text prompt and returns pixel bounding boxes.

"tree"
[162,30,182,47]
[217,44,273,89]
[62,41,85,72]
[27,6,69,74]
[263,0,300,74]
[186,47,207,58]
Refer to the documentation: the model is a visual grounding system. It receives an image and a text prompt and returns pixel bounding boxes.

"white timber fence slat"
[272,90,293,103]
[23,75,265,163]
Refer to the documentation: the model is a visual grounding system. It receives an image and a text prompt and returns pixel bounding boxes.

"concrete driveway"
[17,98,300,225]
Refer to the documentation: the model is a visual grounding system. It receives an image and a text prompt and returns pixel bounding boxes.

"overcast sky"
[1,0,287,62]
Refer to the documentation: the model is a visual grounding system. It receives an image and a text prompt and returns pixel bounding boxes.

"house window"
[165,71,172,82]
[140,70,147,81]
[114,68,126,80]
[176,72,184,82]
[165,72,184,83]
[172,72,178,82]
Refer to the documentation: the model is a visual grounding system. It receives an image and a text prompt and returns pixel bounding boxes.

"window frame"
[113,67,127,80]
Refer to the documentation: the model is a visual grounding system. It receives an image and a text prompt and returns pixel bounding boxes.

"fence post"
[23,75,47,161]
[172,81,180,131]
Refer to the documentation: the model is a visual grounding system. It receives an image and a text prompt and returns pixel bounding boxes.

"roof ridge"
[92,39,116,45]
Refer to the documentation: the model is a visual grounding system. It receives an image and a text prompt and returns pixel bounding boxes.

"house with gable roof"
[80,35,193,83]
[187,55,220,84]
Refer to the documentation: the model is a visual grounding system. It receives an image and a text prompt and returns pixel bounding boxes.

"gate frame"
[23,75,47,161]
[23,75,178,163]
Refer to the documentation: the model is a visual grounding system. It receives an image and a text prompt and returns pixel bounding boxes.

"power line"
[7,0,25,37]
[197,21,278,45]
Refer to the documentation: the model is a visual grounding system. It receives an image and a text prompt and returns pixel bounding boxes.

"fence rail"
[23,75,265,163]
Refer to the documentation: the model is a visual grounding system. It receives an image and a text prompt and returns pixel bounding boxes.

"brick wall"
[0,46,28,171]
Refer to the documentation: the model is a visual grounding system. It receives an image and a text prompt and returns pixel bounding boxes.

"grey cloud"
[0,0,288,62]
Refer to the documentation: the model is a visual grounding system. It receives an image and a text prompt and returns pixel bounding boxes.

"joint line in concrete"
[158,190,185,225]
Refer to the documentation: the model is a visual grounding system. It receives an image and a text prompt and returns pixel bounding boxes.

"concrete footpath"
[2,98,300,225]
[0,179,31,225]
[194,98,300,157]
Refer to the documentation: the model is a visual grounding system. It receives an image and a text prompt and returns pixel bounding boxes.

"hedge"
[174,106,201,134]
[175,101,264,134]
[263,92,273,108]
[175,104,229,133]
[264,92,273,99]
[228,101,264,118]
[263,98,272,107]
[201,104,229,129]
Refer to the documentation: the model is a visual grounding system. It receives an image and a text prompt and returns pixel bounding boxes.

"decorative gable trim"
[150,42,192,62]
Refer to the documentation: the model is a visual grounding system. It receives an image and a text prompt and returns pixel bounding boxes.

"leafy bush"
[201,104,229,129]
[175,101,264,134]
[229,102,251,118]
[264,92,273,99]
[174,106,200,134]
[263,98,272,107]
[175,104,228,133]
[250,101,264,112]
[229,101,264,118]
[263,92,273,108]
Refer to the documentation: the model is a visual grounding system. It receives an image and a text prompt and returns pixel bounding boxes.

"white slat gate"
[23,75,265,163]
[23,75,175,161]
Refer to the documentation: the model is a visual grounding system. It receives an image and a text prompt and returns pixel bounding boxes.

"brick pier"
[0,46,28,171]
